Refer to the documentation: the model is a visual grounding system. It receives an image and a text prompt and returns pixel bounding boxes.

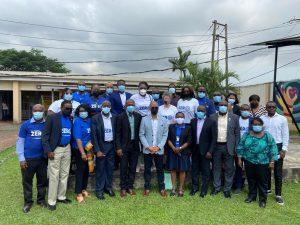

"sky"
[0,0,299,86]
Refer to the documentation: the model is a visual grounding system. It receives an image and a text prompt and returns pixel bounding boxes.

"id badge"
[176,136,180,142]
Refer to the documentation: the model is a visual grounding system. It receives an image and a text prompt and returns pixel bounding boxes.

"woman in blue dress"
[73,104,92,203]
[167,112,192,197]
[237,117,278,208]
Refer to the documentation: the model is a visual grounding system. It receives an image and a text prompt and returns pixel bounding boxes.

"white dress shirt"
[196,119,205,144]
[217,113,228,142]
[151,118,158,146]
[119,92,126,107]
[102,113,113,142]
[261,113,289,151]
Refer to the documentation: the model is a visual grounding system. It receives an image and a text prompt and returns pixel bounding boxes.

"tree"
[169,47,191,77]
[0,48,70,73]
[179,61,239,97]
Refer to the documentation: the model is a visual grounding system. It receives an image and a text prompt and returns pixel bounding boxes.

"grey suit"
[210,112,240,192]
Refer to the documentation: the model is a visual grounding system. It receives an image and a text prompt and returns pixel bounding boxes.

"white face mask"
[176,118,184,124]
[139,89,147,96]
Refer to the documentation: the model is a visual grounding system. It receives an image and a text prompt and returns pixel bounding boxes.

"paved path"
[0,121,19,152]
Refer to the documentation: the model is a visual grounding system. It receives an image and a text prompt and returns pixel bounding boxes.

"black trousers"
[75,150,89,194]
[191,147,211,194]
[212,144,235,192]
[119,140,140,190]
[144,154,165,191]
[21,158,47,205]
[244,160,269,202]
[268,143,283,196]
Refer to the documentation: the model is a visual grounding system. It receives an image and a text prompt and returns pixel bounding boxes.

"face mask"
[118,85,126,92]
[176,118,184,124]
[62,108,72,117]
[106,88,113,94]
[79,111,88,119]
[78,85,86,92]
[198,92,206,99]
[126,105,135,113]
[182,93,190,98]
[219,106,228,114]
[196,111,206,119]
[213,95,222,103]
[92,91,100,97]
[139,89,147,96]
[169,88,176,94]
[250,102,258,108]
[102,107,111,114]
[164,100,169,105]
[151,107,158,115]
[64,93,73,101]
[241,110,250,118]
[33,111,44,120]
[252,125,263,133]
[152,94,160,100]
[228,98,235,105]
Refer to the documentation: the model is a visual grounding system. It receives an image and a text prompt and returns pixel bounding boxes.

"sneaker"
[267,190,272,195]
[275,196,284,205]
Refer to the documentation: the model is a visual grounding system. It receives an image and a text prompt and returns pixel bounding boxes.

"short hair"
[240,104,250,110]
[117,79,126,84]
[162,91,171,99]
[126,99,135,105]
[168,83,176,88]
[64,87,71,93]
[138,81,149,89]
[266,101,276,105]
[226,92,239,104]
[180,86,195,98]
[251,117,264,125]
[249,94,260,102]
[75,104,92,117]
[61,100,72,108]
[175,112,185,117]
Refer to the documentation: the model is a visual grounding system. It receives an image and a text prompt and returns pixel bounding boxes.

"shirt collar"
[102,113,112,119]
[30,117,45,123]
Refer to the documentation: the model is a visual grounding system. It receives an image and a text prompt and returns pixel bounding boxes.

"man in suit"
[139,101,169,197]
[42,100,73,211]
[109,79,132,115]
[91,100,117,200]
[210,100,240,198]
[190,105,214,197]
[116,99,142,197]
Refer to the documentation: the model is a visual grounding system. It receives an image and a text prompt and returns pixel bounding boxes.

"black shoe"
[105,189,115,197]
[275,196,284,205]
[211,190,220,196]
[57,199,72,204]
[48,204,56,211]
[259,201,266,208]
[200,192,206,198]
[224,191,231,198]
[96,193,105,200]
[233,188,242,195]
[244,197,256,203]
[23,204,32,213]
[37,200,47,208]
[189,189,198,196]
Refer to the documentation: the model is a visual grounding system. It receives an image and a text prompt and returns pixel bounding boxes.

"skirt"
[167,148,190,172]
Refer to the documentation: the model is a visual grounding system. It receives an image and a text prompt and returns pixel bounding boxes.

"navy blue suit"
[109,92,132,115]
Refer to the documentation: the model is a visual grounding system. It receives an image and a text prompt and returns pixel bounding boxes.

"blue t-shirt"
[197,97,216,116]
[73,117,91,147]
[60,115,72,145]
[18,119,45,159]
[73,91,89,104]
[84,95,106,115]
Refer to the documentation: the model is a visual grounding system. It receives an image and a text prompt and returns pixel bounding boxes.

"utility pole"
[224,23,229,89]
[211,20,217,72]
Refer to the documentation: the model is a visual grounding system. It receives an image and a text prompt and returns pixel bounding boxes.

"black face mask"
[62,108,72,117]
[182,93,190,98]
[164,100,168,104]
[151,107,159,115]
[250,102,258,108]
[92,91,100,97]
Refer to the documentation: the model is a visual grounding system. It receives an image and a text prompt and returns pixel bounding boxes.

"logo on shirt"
[87,128,91,133]
[30,130,42,138]
[178,105,190,112]
[104,128,112,133]
[138,106,148,111]
[62,128,71,135]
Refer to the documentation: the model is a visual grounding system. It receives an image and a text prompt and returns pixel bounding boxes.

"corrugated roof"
[250,36,300,47]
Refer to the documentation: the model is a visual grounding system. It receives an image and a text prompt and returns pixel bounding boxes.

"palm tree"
[169,47,191,78]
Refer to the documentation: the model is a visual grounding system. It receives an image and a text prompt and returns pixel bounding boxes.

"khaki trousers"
[48,145,71,206]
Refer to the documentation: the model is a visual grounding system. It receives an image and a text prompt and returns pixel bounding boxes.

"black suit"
[190,118,214,194]
[116,111,142,190]
[91,113,117,194]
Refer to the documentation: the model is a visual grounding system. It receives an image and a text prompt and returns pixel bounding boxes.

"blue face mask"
[219,105,228,114]
[252,125,263,133]
[213,95,222,103]
[78,85,86,92]
[196,111,206,119]
[198,92,206,99]
[152,94,160,100]
[169,88,176,94]
[241,110,250,118]
[127,105,135,113]
[79,111,88,119]
[118,85,126,92]
[33,111,44,120]
[102,107,111,114]
[228,98,236,105]
[64,93,73,101]
[106,88,113,94]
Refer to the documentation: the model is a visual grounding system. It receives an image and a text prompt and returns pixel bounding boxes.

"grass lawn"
[0,147,299,225]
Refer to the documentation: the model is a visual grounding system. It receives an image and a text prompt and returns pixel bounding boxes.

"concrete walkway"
[0,121,19,152]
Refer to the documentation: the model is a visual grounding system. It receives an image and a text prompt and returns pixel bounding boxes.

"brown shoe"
[120,189,127,198]
[127,189,136,196]
[143,189,150,196]
[160,190,167,197]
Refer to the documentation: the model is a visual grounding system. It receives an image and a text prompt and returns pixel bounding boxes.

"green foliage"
[0,48,70,73]
[169,47,191,77]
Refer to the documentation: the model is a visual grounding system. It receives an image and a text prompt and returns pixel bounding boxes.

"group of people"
[16,80,289,213]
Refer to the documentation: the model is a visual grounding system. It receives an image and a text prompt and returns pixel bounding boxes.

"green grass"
[0,147,300,225]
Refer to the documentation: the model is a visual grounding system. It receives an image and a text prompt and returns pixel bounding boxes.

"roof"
[250,36,300,48]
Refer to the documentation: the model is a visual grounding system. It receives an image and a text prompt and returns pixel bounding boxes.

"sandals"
[170,189,177,197]
[82,190,90,198]
[76,194,85,203]
[178,190,184,197]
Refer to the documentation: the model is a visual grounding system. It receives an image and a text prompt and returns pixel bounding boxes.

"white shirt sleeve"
[281,116,289,151]
[48,100,61,113]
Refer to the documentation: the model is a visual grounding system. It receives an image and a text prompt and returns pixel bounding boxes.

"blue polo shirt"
[73,91,89,104]
[18,118,45,160]
[73,117,91,148]
[60,115,72,145]
[84,95,106,115]
[197,97,216,116]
